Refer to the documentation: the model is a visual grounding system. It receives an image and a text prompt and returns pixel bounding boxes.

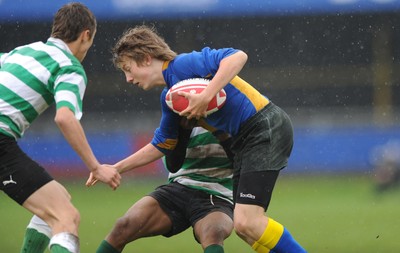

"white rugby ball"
[165,78,227,115]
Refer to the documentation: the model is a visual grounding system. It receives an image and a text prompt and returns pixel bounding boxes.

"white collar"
[47,37,73,55]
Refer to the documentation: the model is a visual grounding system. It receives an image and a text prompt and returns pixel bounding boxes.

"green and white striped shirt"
[167,127,233,202]
[0,37,87,139]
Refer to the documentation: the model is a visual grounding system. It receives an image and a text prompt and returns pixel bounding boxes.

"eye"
[122,65,130,72]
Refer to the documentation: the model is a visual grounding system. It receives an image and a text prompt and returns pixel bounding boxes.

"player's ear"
[144,54,152,66]
[82,30,91,41]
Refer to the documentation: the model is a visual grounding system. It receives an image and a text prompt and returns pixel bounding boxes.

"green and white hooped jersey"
[168,127,233,203]
[0,37,87,139]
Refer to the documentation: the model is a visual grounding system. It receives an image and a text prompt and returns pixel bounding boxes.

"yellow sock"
[251,241,270,253]
[252,218,284,250]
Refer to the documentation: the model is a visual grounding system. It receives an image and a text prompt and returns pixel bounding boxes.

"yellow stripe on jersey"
[156,138,178,150]
[230,76,269,111]
[162,61,170,71]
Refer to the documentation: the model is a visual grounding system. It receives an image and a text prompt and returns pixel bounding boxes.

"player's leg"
[194,211,233,253]
[187,186,234,253]
[22,180,80,253]
[231,103,306,252]
[1,136,79,253]
[97,195,173,253]
[233,171,306,253]
[20,215,52,253]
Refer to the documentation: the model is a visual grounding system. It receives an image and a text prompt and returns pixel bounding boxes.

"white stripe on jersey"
[55,72,86,100]
[186,143,228,158]
[54,90,82,119]
[28,41,73,68]
[174,177,233,199]
[170,167,233,179]
[0,122,17,138]
[5,53,51,85]
[0,53,8,67]
[0,72,48,114]
[0,98,29,134]
[190,126,208,137]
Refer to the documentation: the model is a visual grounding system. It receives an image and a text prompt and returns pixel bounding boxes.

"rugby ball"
[165,78,227,115]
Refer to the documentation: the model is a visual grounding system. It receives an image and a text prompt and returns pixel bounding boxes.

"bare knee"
[203,222,232,242]
[233,206,267,243]
[107,215,134,248]
[53,204,80,235]
[195,212,233,248]
[233,216,253,238]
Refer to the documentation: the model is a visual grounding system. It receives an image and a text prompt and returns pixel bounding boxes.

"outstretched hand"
[86,164,121,190]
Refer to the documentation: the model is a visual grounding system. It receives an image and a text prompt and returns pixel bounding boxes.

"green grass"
[1,174,400,252]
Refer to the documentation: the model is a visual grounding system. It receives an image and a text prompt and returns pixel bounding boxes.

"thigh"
[148,183,191,237]
[22,180,78,232]
[123,196,173,238]
[233,170,279,211]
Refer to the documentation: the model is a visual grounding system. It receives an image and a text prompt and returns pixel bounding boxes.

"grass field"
[1,174,399,252]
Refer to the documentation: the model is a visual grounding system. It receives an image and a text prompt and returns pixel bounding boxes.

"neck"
[152,59,167,86]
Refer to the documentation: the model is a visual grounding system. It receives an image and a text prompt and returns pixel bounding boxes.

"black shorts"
[231,103,293,210]
[233,170,279,211]
[0,134,53,205]
[149,182,233,238]
[231,102,294,174]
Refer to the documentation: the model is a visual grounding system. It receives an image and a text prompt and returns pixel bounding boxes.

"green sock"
[20,228,50,253]
[204,244,224,253]
[50,244,72,253]
[96,240,120,253]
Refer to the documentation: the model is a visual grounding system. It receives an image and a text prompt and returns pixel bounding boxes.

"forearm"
[55,107,99,172]
[115,143,164,174]
[204,50,248,97]
[165,127,192,173]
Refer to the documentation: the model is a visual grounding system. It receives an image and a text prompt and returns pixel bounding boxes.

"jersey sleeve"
[53,66,87,120]
[174,47,239,78]
[150,89,181,155]
[0,52,7,68]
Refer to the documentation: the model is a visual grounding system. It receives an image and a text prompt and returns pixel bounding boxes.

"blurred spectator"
[370,140,400,192]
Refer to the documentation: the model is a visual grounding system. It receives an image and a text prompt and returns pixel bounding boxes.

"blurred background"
[1,0,399,179]
[1,0,400,252]
[0,1,399,184]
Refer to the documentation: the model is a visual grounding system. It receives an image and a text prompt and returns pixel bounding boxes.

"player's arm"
[114,143,164,174]
[55,107,121,189]
[164,126,192,173]
[179,50,248,119]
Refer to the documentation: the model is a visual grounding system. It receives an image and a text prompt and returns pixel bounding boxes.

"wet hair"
[51,2,96,43]
[112,25,177,68]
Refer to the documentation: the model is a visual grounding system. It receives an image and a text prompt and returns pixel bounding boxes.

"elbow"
[54,107,74,128]
[54,113,67,128]
[239,50,248,64]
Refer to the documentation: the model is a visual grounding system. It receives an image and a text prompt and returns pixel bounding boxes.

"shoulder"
[201,47,239,56]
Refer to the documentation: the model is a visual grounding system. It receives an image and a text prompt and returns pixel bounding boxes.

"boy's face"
[120,57,154,91]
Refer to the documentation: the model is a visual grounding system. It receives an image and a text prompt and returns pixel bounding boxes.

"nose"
[125,73,134,83]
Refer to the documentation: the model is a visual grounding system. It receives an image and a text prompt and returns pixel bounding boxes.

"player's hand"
[85,172,98,187]
[178,91,210,120]
[86,164,121,190]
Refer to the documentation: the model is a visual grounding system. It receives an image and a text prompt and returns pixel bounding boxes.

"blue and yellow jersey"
[151,47,269,154]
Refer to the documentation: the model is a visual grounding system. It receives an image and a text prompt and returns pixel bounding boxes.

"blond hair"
[112,25,177,68]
